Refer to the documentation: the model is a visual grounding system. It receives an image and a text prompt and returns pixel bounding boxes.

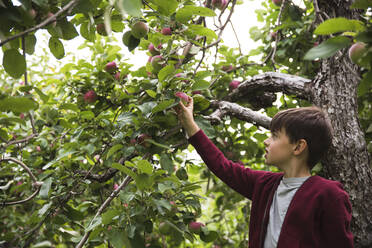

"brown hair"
[270,106,334,169]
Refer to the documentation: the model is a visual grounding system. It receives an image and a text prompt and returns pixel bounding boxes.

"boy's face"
[263,128,295,168]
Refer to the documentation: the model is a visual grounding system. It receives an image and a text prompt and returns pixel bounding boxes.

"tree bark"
[308,1,372,247]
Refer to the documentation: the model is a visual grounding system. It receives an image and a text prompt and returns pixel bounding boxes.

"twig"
[0,0,80,47]
[269,0,287,70]
[0,157,42,206]
[76,175,133,248]
[1,133,38,148]
[229,20,242,55]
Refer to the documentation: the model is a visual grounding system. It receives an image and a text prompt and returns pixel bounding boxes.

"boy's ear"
[294,139,307,155]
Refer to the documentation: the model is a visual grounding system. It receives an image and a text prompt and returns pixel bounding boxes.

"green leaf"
[158,64,175,82]
[86,216,102,231]
[188,25,217,42]
[192,79,210,91]
[81,111,95,120]
[160,153,174,174]
[0,96,38,113]
[145,89,157,98]
[303,36,351,60]
[193,94,210,111]
[108,228,131,248]
[31,241,53,248]
[314,17,366,35]
[121,0,142,17]
[38,202,52,216]
[357,70,372,97]
[351,0,372,9]
[200,230,218,242]
[111,163,137,179]
[59,20,79,40]
[150,0,178,16]
[48,37,65,59]
[176,6,216,23]
[195,116,216,139]
[107,144,124,159]
[39,177,52,199]
[102,209,120,225]
[80,22,96,42]
[137,160,153,174]
[135,173,153,190]
[152,99,175,114]
[25,34,37,55]
[145,139,172,150]
[60,103,80,112]
[2,49,26,78]
[34,88,49,103]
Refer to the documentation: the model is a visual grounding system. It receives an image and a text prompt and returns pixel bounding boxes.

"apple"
[212,0,228,10]
[131,21,149,39]
[192,90,202,95]
[96,23,107,36]
[19,81,25,85]
[151,55,166,71]
[20,113,25,119]
[270,31,277,41]
[148,43,162,56]
[137,133,152,147]
[28,9,37,19]
[84,90,97,103]
[348,42,367,65]
[130,138,137,145]
[113,183,119,190]
[272,0,282,6]
[36,146,41,152]
[175,92,189,105]
[229,80,240,90]
[114,72,121,81]
[104,61,117,74]
[159,222,172,235]
[169,201,177,213]
[314,41,319,47]
[221,65,234,72]
[161,27,172,35]
[188,221,205,234]
[47,12,56,27]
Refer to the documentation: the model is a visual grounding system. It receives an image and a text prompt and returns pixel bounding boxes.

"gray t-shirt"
[263,176,311,248]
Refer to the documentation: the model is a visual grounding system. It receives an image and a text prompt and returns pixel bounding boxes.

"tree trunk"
[311,1,372,246]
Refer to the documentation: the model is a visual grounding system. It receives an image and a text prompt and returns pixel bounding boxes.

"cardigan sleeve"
[187,129,270,200]
[320,184,354,247]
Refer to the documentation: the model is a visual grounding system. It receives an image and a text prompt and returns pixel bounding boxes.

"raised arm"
[174,96,269,199]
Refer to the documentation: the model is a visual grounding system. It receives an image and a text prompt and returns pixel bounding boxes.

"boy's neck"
[281,163,312,178]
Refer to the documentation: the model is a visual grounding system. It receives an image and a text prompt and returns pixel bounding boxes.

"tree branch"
[224,72,313,103]
[0,0,80,47]
[76,175,133,248]
[0,157,42,206]
[207,100,272,129]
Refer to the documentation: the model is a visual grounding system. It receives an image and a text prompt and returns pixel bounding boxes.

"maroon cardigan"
[188,129,354,248]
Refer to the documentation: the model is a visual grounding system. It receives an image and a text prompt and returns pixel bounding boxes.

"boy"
[174,97,354,248]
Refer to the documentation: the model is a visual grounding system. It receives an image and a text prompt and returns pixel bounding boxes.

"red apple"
[192,90,202,95]
[28,9,37,19]
[348,42,367,65]
[175,92,189,105]
[19,81,25,85]
[314,41,319,47]
[137,133,152,148]
[84,90,97,103]
[148,43,162,56]
[229,80,240,90]
[105,61,117,74]
[161,27,172,35]
[19,113,25,119]
[113,183,119,190]
[212,0,228,10]
[221,65,234,72]
[47,12,56,27]
[151,55,166,71]
[114,72,121,81]
[36,146,41,152]
[131,21,149,39]
[272,0,282,6]
[188,221,205,234]
[96,23,107,36]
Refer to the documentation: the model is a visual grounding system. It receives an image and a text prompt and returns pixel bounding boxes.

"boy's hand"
[174,96,200,137]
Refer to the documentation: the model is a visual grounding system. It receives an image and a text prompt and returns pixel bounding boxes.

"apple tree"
[0,0,371,247]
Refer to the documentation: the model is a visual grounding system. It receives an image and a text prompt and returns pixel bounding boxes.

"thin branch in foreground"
[0,0,80,47]
[0,157,42,206]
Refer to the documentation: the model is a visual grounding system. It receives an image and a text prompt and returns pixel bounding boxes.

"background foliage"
[0,0,371,247]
